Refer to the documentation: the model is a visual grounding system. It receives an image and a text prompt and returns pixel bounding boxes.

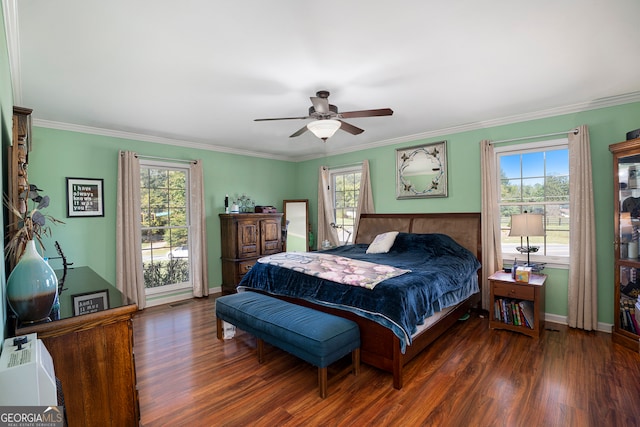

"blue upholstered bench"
[215,291,360,398]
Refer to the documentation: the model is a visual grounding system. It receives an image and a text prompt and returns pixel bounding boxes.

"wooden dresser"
[16,267,139,427]
[219,213,283,294]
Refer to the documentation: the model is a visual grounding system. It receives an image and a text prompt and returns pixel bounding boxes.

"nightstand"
[489,271,546,338]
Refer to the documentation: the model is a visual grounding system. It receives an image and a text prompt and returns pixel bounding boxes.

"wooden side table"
[488,271,546,338]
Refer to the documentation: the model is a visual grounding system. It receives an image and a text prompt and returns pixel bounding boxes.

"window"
[496,139,570,265]
[140,162,192,293]
[331,166,361,244]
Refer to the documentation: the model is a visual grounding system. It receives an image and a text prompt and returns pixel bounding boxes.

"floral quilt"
[258,252,410,290]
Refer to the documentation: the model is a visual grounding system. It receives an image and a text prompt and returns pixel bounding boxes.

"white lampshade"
[509,213,544,237]
[307,120,341,141]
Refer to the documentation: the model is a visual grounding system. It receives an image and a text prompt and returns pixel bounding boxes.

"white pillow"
[366,231,399,254]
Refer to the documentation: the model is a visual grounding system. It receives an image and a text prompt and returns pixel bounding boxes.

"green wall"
[13,100,640,326]
[295,101,640,326]
[26,128,297,299]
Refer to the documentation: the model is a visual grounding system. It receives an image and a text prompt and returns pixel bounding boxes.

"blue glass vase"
[6,239,59,323]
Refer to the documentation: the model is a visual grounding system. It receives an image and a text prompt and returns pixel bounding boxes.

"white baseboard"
[145,285,222,308]
[544,312,613,334]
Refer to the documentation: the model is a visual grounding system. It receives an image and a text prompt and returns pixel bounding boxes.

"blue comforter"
[238,232,480,352]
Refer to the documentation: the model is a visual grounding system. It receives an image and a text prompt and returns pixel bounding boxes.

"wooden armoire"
[219,213,283,294]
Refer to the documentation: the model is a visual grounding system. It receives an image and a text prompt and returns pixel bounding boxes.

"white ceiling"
[5,0,640,161]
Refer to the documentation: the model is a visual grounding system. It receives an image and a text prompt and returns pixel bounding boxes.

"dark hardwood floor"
[133,295,640,427]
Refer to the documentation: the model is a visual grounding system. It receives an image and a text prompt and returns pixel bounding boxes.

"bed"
[237,212,482,389]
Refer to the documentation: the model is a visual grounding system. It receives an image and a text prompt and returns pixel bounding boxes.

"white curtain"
[317,166,339,249]
[568,125,598,330]
[190,160,209,297]
[480,140,503,311]
[352,160,374,241]
[116,151,145,309]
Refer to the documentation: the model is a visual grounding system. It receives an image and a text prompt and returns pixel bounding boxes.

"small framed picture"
[72,289,110,316]
[66,177,104,217]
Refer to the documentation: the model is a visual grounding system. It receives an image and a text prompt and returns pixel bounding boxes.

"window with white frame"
[496,139,570,265]
[331,166,361,244]
[139,161,192,293]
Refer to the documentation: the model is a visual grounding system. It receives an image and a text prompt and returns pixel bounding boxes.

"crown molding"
[292,91,640,162]
[32,119,292,161]
[35,91,640,164]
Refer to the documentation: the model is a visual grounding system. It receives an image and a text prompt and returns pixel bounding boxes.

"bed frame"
[277,212,482,389]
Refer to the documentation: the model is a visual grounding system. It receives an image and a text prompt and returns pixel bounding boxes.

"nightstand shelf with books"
[489,271,546,338]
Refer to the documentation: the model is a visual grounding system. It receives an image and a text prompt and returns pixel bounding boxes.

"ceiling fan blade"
[289,125,309,138]
[338,120,365,135]
[339,108,394,119]
[254,116,309,121]
[310,96,330,114]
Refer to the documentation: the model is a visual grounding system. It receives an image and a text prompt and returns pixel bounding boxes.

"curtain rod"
[134,153,197,164]
[490,128,578,145]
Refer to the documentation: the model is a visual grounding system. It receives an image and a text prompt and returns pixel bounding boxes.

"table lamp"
[509,212,544,266]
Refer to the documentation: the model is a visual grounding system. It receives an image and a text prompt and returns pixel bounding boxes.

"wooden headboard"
[355,213,482,264]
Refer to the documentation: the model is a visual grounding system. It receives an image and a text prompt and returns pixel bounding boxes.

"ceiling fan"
[254,90,393,141]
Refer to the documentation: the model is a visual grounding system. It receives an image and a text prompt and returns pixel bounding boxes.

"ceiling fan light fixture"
[307,119,341,141]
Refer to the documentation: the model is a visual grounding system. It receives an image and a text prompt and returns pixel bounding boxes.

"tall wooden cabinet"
[219,213,283,294]
[609,138,640,353]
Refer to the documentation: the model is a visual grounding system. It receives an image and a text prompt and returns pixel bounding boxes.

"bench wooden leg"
[352,348,360,376]
[257,338,264,364]
[216,317,223,340]
[318,367,328,399]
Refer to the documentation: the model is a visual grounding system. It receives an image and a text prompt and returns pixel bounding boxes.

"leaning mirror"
[283,199,309,252]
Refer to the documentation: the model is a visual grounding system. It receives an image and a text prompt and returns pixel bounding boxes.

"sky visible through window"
[500,149,568,183]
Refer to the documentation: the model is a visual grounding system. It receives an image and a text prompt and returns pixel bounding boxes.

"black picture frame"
[66,177,104,217]
[72,289,110,316]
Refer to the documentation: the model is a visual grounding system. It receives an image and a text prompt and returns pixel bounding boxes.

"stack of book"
[620,297,639,334]
[494,298,534,329]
